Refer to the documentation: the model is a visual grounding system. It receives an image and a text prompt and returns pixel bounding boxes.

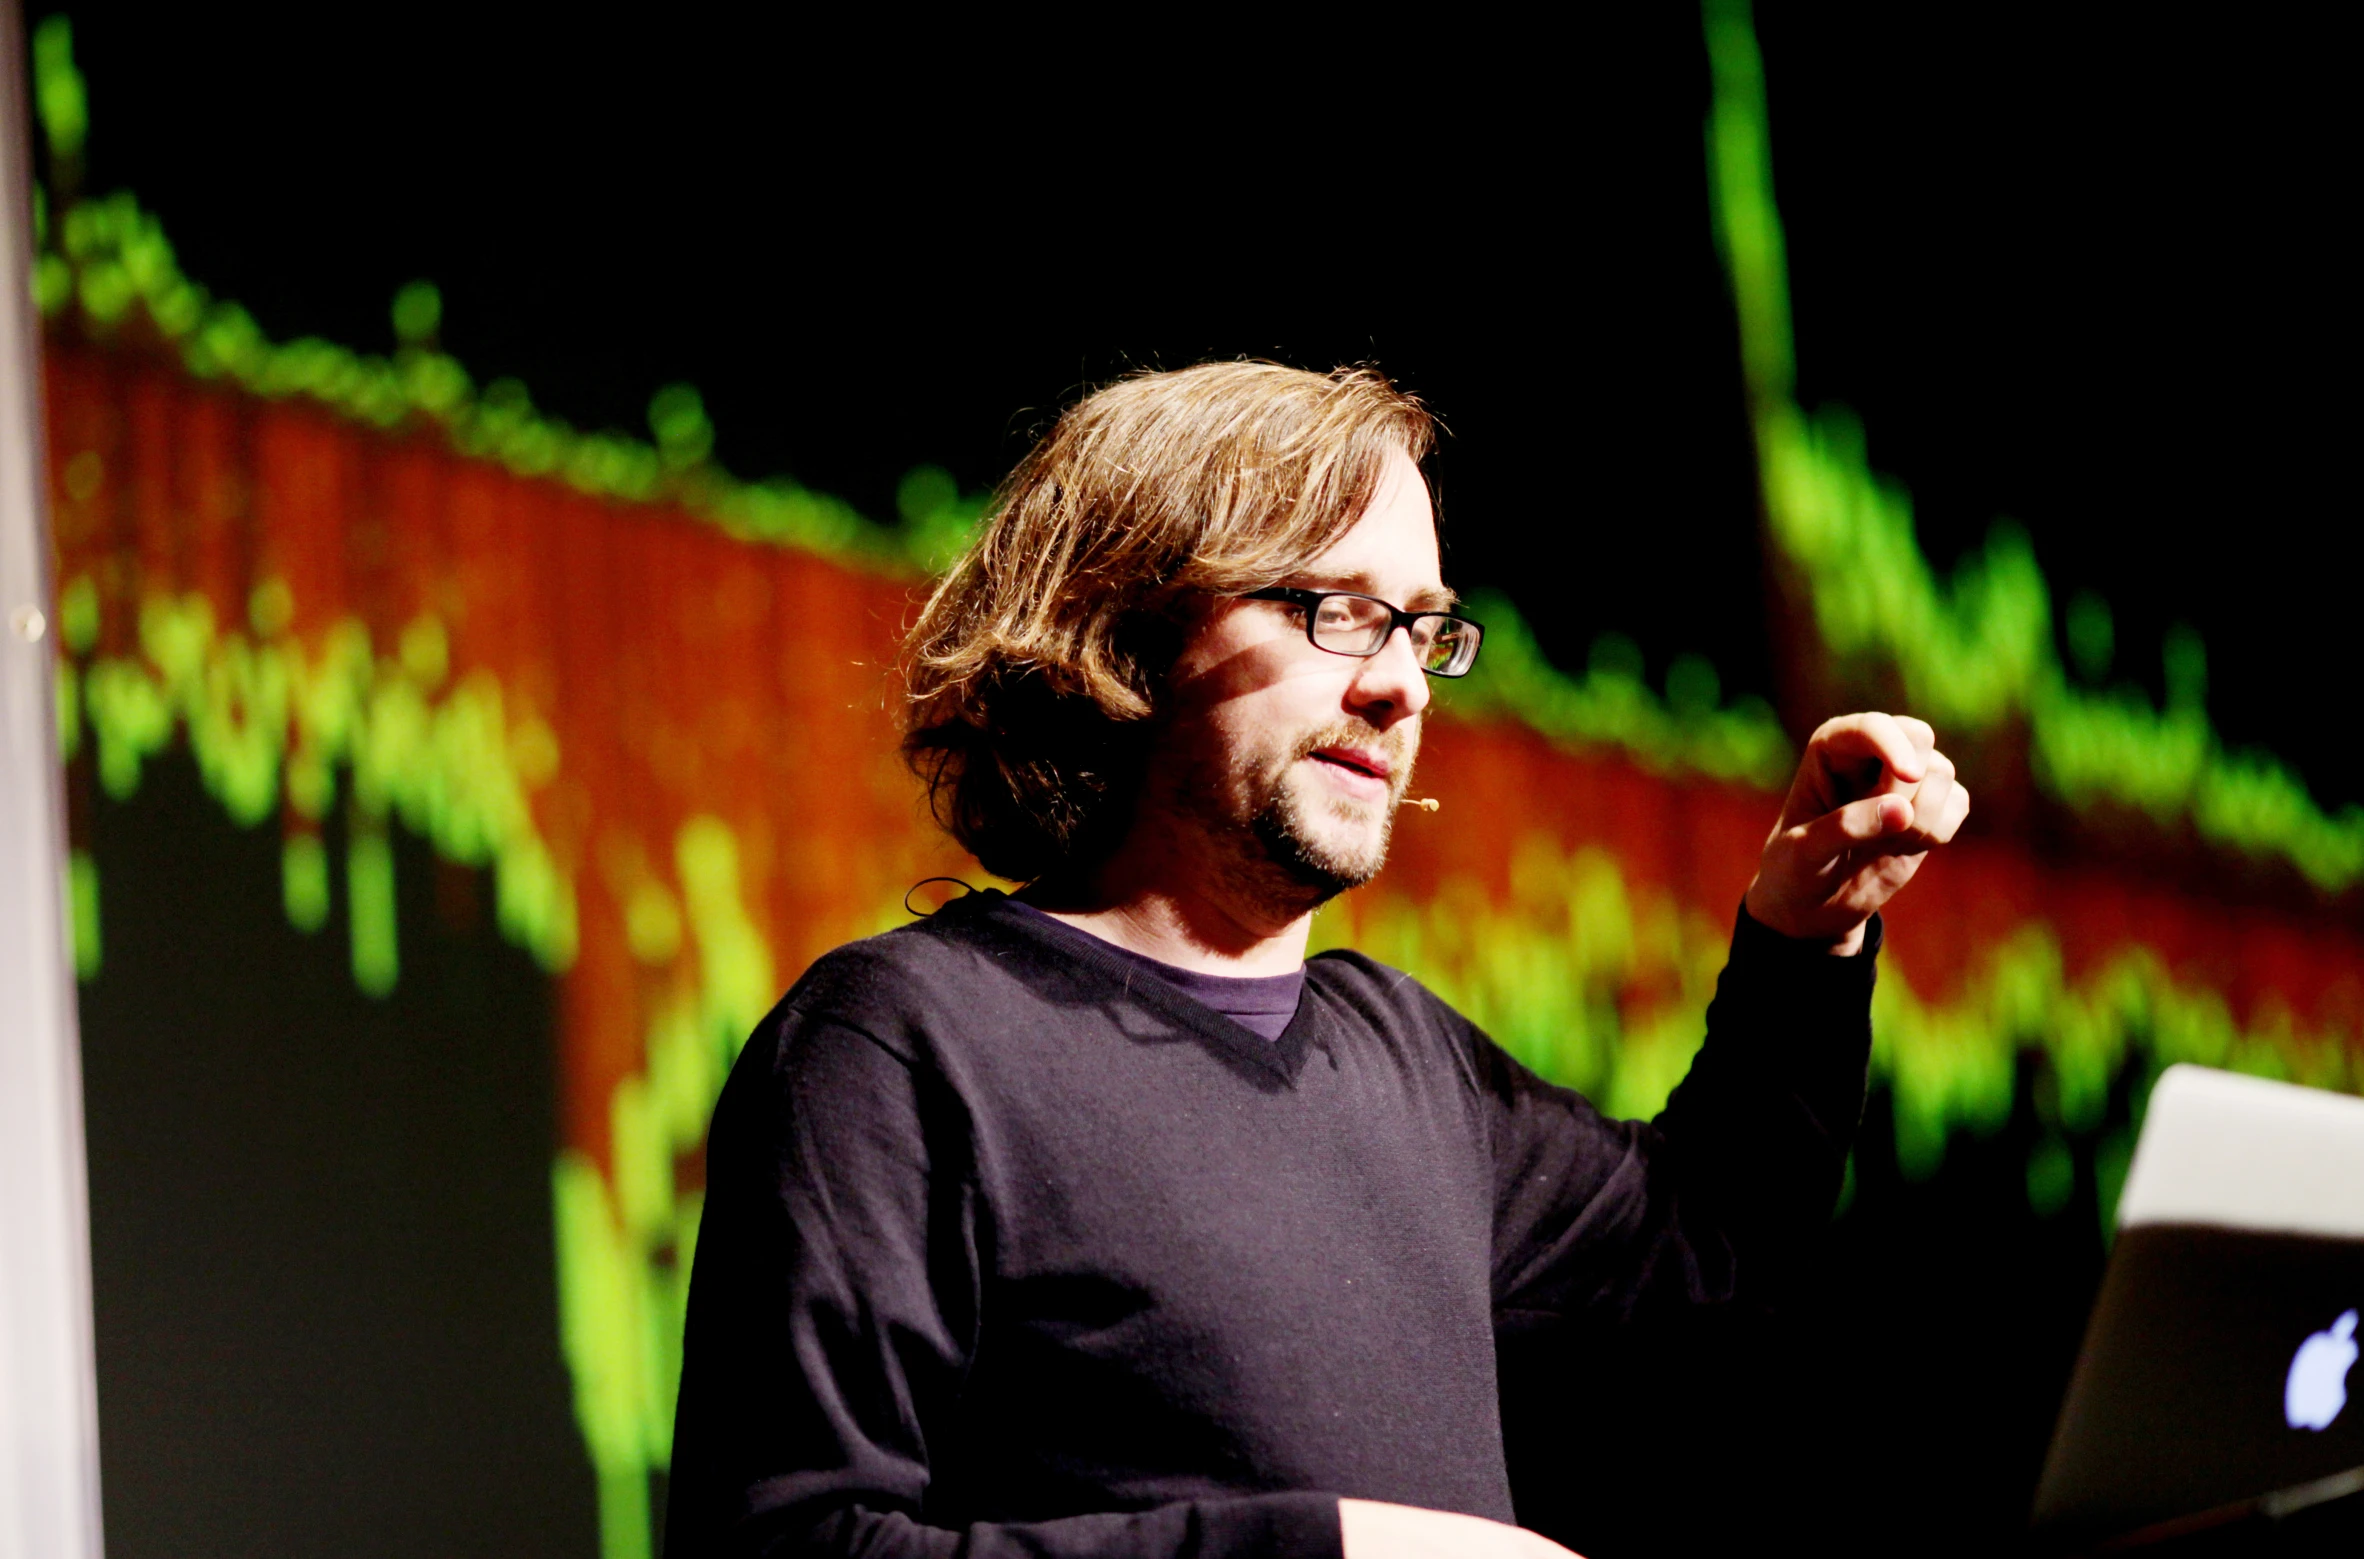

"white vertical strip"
[0,2,105,1556]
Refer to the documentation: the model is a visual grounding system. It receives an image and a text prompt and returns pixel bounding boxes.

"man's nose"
[1345,626,1431,724]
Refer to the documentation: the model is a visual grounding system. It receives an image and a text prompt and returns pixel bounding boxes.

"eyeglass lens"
[1308,595,1479,675]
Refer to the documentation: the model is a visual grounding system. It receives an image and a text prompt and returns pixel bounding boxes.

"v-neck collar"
[936,890,1319,1085]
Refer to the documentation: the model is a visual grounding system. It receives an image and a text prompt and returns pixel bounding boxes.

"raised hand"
[1743,712,1968,955]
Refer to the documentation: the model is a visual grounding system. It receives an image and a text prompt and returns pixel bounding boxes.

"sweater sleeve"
[663,1007,1345,1559]
[1483,905,1879,1321]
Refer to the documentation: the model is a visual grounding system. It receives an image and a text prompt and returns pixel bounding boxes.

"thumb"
[1788,792,1912,864]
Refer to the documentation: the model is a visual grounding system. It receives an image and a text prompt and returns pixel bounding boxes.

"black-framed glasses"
[1243,587,1485,678]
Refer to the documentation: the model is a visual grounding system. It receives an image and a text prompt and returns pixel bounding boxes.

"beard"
[1170,717,1419,918]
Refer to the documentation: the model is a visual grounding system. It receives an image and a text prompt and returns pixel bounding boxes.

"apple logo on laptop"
[2285,1309,2358,1431]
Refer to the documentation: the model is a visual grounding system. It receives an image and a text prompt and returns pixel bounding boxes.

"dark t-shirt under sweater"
[666,889,1880,1558]
[1004,898,1306,1041]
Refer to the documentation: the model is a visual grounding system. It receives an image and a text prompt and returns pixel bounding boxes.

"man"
[666,363,1967,1557]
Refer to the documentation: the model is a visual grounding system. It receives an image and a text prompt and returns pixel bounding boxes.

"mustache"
[1288,722,1415,783]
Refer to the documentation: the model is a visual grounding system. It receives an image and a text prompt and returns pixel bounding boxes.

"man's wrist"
[1741,875,1880,956]
[1735,897,1884,963]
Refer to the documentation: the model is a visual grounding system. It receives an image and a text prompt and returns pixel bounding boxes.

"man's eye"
[1315,601,1359,629]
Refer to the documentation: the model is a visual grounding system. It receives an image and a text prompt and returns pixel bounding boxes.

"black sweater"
[665,890,1879,1557]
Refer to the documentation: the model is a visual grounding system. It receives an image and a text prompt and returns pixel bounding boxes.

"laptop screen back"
[2031,1065,2364,1544]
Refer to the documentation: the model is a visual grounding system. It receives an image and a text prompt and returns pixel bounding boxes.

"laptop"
[2032,1064,2364,1550]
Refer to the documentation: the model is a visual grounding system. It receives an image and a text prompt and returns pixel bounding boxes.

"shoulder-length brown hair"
[901,361,1436,882]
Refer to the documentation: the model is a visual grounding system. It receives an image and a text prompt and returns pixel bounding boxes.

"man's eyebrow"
[1291,572,1461,611]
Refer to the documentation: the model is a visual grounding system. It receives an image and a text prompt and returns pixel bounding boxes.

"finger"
[1894,715,1936,755]
[1787,791,1914,864]
[1854,766,1969,858]
[1810,712,1928,791]
[1920,775,1971,844]
[1908,770,1952,838]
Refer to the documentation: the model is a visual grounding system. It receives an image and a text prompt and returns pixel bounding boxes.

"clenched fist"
[1744,712,1968,955]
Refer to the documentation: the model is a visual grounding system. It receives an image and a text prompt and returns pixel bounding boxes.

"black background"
[75,758,591,1558]
[39,4,2354,1554]
[42,4,2360,805]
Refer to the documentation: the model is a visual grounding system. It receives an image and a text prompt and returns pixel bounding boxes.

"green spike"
[348,828,398,997]
[68,849,100,980]
[391,280,442,346]
[31,18,88,166]
[283,835,330,934]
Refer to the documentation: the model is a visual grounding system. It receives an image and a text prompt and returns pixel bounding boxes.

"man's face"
[1154,448,1445,913]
